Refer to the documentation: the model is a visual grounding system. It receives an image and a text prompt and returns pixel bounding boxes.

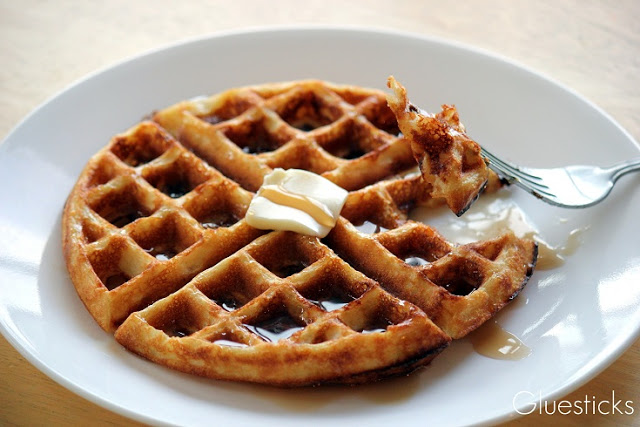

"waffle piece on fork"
[387,76,490,216]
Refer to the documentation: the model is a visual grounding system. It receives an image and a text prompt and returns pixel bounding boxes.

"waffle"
[387,76,490,216]
[62,79,537,386]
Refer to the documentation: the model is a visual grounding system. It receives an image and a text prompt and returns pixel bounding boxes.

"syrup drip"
[272,260,309,278]
[410,193,588,272]
[410,193,589,360]
[310,295,352,311]
[244,314,304,342]
[534,227,587,270]
[145,247,177,261]
[211,332,248,347]
[236,132,278,154]
[303,284,356,312]
[294,122,316,132]
[242,145,273,154]
[165,181,190,199]
[468,321,531,361]
[109,210,144,228]
[260,185,336,227]
[166,326,190,338]
[358,318,392,334]
[104,272,129,290]
[214,296,241,311]
[199,211,238,229]
[344,147,366,160]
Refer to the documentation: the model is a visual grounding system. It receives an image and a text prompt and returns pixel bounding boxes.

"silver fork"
[481,147,640,208]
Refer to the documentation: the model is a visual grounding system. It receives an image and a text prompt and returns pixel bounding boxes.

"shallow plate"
[1,27,639,426]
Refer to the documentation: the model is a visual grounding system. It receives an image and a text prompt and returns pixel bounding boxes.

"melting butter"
[534,227,588,270]
[260,185,335,227]
[245,168,348,237]
[410,192,587,271]
[410,193,534,244]
[410,192,590,361]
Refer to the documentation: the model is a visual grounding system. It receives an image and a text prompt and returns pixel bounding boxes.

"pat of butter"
[245,168,348,237]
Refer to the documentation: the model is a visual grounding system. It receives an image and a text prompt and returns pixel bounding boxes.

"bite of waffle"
[387,76,490,216]
[62,79,537,386]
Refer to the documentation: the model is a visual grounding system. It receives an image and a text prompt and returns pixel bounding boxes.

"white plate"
[1,27,639,426]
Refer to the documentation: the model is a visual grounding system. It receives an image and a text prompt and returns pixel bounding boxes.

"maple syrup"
[145,247,177,261]
[410,192,587,272]
[260,184,335,227]
[104,272,130,290]
[344,146,366,159]
[109,209,145,228]
[272,260,309,278]
[234,129,279,154]
[244,314,305,342]
[164,180,190,199]
[210,331,248,347]
[302,281,356,312]
[165,325,191,338]
[242,144,273,154]
[199,211,239,229]
[244,168,348,238]
[409,192,588,360]
[310,295,354,311]
[358,317,392,334]
[214,296,241,311]
[535,227,587,270]
[534,239,565,270]
[468,321,531,360]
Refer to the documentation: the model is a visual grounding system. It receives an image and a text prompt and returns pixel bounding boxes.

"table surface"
[1,1,639,425]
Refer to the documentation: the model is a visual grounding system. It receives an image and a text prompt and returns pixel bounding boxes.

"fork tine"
[481,147,523,179]
[478,146,640,208]
[487,155,542,182]
[516,180,556,198]
[496,161,549,189]
[481,147,534,182]
[480,147,554,196]
[480,147,524,176]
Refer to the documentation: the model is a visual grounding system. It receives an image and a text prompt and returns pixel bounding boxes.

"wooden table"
[1,1,638,425]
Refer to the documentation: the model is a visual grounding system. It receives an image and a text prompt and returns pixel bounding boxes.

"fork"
[480,147,640,208]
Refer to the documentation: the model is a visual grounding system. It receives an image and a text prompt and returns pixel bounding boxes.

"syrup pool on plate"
[410,190,587,271]
[410,190,588,360]
[468,321,531,360]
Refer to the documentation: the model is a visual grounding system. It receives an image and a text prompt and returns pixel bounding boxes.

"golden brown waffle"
[63,80,536,386]
[387,76,490,216]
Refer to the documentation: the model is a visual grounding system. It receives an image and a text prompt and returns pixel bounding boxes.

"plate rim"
[1,25,639,426]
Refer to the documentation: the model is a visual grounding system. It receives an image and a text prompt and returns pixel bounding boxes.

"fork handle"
[608,157,640,182]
